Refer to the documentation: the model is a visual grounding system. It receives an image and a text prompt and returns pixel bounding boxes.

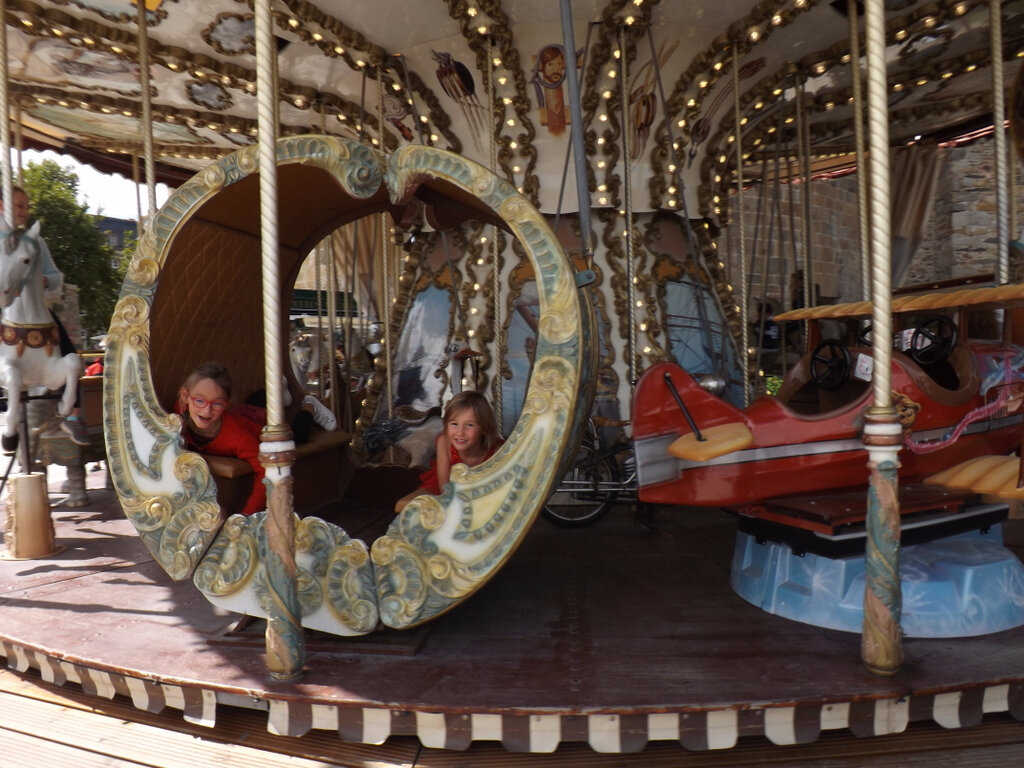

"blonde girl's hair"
[443,390,500,452]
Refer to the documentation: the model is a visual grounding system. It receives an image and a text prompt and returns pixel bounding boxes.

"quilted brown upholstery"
[150,218,299,411]
[145,162,385,517]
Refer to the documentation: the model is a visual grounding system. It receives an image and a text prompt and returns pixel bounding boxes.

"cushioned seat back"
[150,218,298,411]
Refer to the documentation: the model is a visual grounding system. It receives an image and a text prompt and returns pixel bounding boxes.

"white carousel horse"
[0,219,82,452]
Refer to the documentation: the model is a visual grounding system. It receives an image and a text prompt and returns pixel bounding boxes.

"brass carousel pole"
[0,0,59,561]
[861,0,902,678]
[254,0,303,680]
[0,0,11,229]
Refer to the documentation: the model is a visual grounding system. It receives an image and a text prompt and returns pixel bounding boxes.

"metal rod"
[663,371,705,442]
[558,0,593,263]
[554,22,596,244]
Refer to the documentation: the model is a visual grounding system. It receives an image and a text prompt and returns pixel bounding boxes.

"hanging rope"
[794,80,812,310]
[132,155,143,225]
[733,46,750,405]
[378,70,393,418]
[554,21,596,253]
[136,0,157,232]
[487,38,503,421]
[340,225,355,432]
[313,235,325,394]
[618,26,638,386]
[743,153,768,312]
[326,238,340,418]
[646,27,728,376]
[13,102,22,178]
[558,0,594,266]
[848,0,871,301]
[991,0,1009,284]
[0,0,13,228]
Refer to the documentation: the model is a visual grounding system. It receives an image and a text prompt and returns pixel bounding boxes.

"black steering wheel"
[909,315,958,365]
[810,339,850,391]
[856,322,872,347]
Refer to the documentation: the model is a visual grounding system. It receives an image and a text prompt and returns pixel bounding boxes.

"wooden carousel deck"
[1,465,1023,759]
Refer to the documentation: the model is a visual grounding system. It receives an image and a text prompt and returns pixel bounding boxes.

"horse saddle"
[0,321,59,357]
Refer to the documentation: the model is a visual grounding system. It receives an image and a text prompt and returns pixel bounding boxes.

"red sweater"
[182,409,265,516]
[418,441,501,495]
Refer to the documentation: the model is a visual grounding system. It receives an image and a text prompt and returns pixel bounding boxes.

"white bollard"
[2,472,61,559]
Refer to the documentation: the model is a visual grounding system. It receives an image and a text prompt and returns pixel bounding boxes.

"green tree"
[20,159,122,340]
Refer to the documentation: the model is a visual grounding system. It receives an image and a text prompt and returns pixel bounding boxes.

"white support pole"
[254,0,303,681]
[135,0,158,231]
[1,0,13,227]
[861,0,902,678]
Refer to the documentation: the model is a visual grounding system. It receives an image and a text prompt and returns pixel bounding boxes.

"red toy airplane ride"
[632,283,1024,513]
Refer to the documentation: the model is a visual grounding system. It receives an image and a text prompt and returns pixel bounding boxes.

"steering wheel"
[810,339,850,391]
[909,315,958,365]
[856,322,872,347]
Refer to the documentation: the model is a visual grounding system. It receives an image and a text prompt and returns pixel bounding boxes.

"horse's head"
[0,219,42,309]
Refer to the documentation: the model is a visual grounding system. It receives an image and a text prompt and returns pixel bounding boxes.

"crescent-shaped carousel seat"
[105,136,595,639]
[667,421,754,461]
[925,454,1024,498]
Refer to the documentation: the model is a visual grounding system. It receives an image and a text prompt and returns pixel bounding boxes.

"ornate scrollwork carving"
[111,138,591,637]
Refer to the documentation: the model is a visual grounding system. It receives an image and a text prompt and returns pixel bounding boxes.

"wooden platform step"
[3,667,1024,767]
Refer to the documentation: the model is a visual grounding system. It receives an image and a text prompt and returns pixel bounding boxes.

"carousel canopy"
[6,0,1023,216]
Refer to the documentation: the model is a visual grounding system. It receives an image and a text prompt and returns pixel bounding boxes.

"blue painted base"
[731,526,1024,637]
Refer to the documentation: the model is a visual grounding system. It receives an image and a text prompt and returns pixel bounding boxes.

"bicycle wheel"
[541,441,619,527]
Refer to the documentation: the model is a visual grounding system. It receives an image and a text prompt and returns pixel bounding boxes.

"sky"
[23,148,172,222]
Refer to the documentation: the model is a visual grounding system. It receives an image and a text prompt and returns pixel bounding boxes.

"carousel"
[1,0,1024,757]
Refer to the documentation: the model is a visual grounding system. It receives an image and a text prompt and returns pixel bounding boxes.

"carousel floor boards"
[1,469,1023,756]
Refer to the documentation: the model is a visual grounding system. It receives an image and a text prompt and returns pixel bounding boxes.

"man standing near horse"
[0,185,89,446]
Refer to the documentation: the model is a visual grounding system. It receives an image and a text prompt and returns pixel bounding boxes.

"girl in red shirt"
[177,362,337,516]
[177,362,267,516]
[395,390,502,512]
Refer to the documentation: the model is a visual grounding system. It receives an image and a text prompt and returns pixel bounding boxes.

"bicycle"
[541,415,638,527]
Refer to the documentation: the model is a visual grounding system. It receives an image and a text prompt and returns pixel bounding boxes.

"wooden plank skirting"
[2,636,1022,754]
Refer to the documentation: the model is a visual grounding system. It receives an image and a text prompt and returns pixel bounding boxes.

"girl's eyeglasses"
[189,396,227,412]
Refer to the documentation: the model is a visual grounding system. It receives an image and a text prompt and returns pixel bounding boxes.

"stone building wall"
[907,137,1024,285]
[721,135,1024,315]
[720,172,862,316]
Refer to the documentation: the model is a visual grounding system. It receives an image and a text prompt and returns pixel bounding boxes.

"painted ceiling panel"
[3,0,1021,218]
